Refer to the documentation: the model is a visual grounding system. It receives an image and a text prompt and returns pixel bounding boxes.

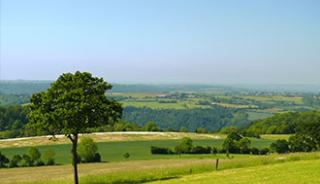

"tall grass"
[26,152,320,184]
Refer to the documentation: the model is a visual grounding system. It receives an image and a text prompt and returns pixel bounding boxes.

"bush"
[9,154,22,168]
[43,150,55,165]
[0,152,9,168]
[227,132,242,141]
[27,147,42,166]
[250,147,260,155]
[222,137,240,154]
[175,137,193,154]
[211,147,218,154]
[195,128,207,134]
[270,139,290,154]
[288,135,316,152]
[151,146,173,154]
[259,148,270,155]
[78,137,101,163]
[123,152,130,159]
[191,146,211,154]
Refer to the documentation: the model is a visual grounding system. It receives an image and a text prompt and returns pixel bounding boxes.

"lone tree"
[28,71,122,184]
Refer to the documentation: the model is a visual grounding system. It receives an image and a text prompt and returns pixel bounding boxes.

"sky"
[0,0,320,84]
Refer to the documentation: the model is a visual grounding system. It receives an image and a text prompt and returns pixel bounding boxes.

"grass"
[1,152,319,184]
[149,159,320,184]
[0,137,274,164]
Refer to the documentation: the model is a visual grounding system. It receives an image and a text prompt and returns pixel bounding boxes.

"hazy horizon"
[1,0,320,84]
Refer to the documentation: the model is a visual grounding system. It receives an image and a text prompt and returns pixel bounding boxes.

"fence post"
[215,158,219,170]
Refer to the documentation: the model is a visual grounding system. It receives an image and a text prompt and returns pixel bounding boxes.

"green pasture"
[0,138,273,164]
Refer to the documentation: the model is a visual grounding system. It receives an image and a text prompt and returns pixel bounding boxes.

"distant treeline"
[245,111,320,135]
[0,104,250,138]
[123,106,250,131]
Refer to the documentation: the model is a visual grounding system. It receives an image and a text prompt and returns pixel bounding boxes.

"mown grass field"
[1,152,319,184]
[0,135,274,164]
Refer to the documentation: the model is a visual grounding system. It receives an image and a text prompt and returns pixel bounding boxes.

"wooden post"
[215,158,219,170]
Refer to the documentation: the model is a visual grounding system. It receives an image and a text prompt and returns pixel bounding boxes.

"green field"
[1,152,319,184]
[0,138,274,164]
[150,159,320,184]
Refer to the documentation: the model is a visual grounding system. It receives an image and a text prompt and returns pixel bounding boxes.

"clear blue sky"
[1,0,319,84]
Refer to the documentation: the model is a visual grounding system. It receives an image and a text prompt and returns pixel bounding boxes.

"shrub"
[123,152,130,159]
[250,147,260,155]
[195,128,207,134]
[270,139,290,154]
[27,147,41,166]
[175,137,193,154]
[9,154,22,168]
[227,132,242,141]
[43,150,56,165]
[259,148,270,155]
[22,154,32,166]
[151,146,173,154]
[288,135,316,152]
[191,146,211,154]
[222,137,240,154]
[0,152,9,168]
[211,147,218,154]
[78,137,101,163]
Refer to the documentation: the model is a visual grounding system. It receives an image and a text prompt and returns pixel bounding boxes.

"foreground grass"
[149,159,320,184]
[1,152,319,184]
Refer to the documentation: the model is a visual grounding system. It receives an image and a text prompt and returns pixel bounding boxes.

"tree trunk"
[71,134,79,184]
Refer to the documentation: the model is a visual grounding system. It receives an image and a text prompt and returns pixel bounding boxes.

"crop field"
[1,152,319,184]
[0,133,274,164]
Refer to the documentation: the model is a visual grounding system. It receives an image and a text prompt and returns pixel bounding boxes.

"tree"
[27,147,41,166]
[175,137,193,154]
[143,121,159,131]
[295,111,320,148]
[288,135,316,152]
[238,138,251,154]
[28,71,122,184]
[227,132,242,141]
[270,139,290,153]
[9,154,22,168]
[43,150,56,165]
[78,137,101,163]
[0,152,9,168]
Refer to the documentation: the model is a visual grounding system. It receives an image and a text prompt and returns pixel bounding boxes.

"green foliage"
[123,152,130,159]
[288,135,316,152]
[27,72,123,136]
[150,146,174,154]
[179,127,188,132]
[143,121,160,131]
[270,140,290,153]
[219,126,239,134]
[295,111,320,148]
[175,137,193,154]
[123,106,235,132]
[0,151,9,168]
[227,132,242,141]
[0,105,29,138]
[195,128,207,133]
[245,111,320,135]
[78,137,101,163]
[9,154,22,168]
[43,150,56,165]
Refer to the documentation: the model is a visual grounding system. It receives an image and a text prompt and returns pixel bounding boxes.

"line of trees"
[0,148,55,168]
